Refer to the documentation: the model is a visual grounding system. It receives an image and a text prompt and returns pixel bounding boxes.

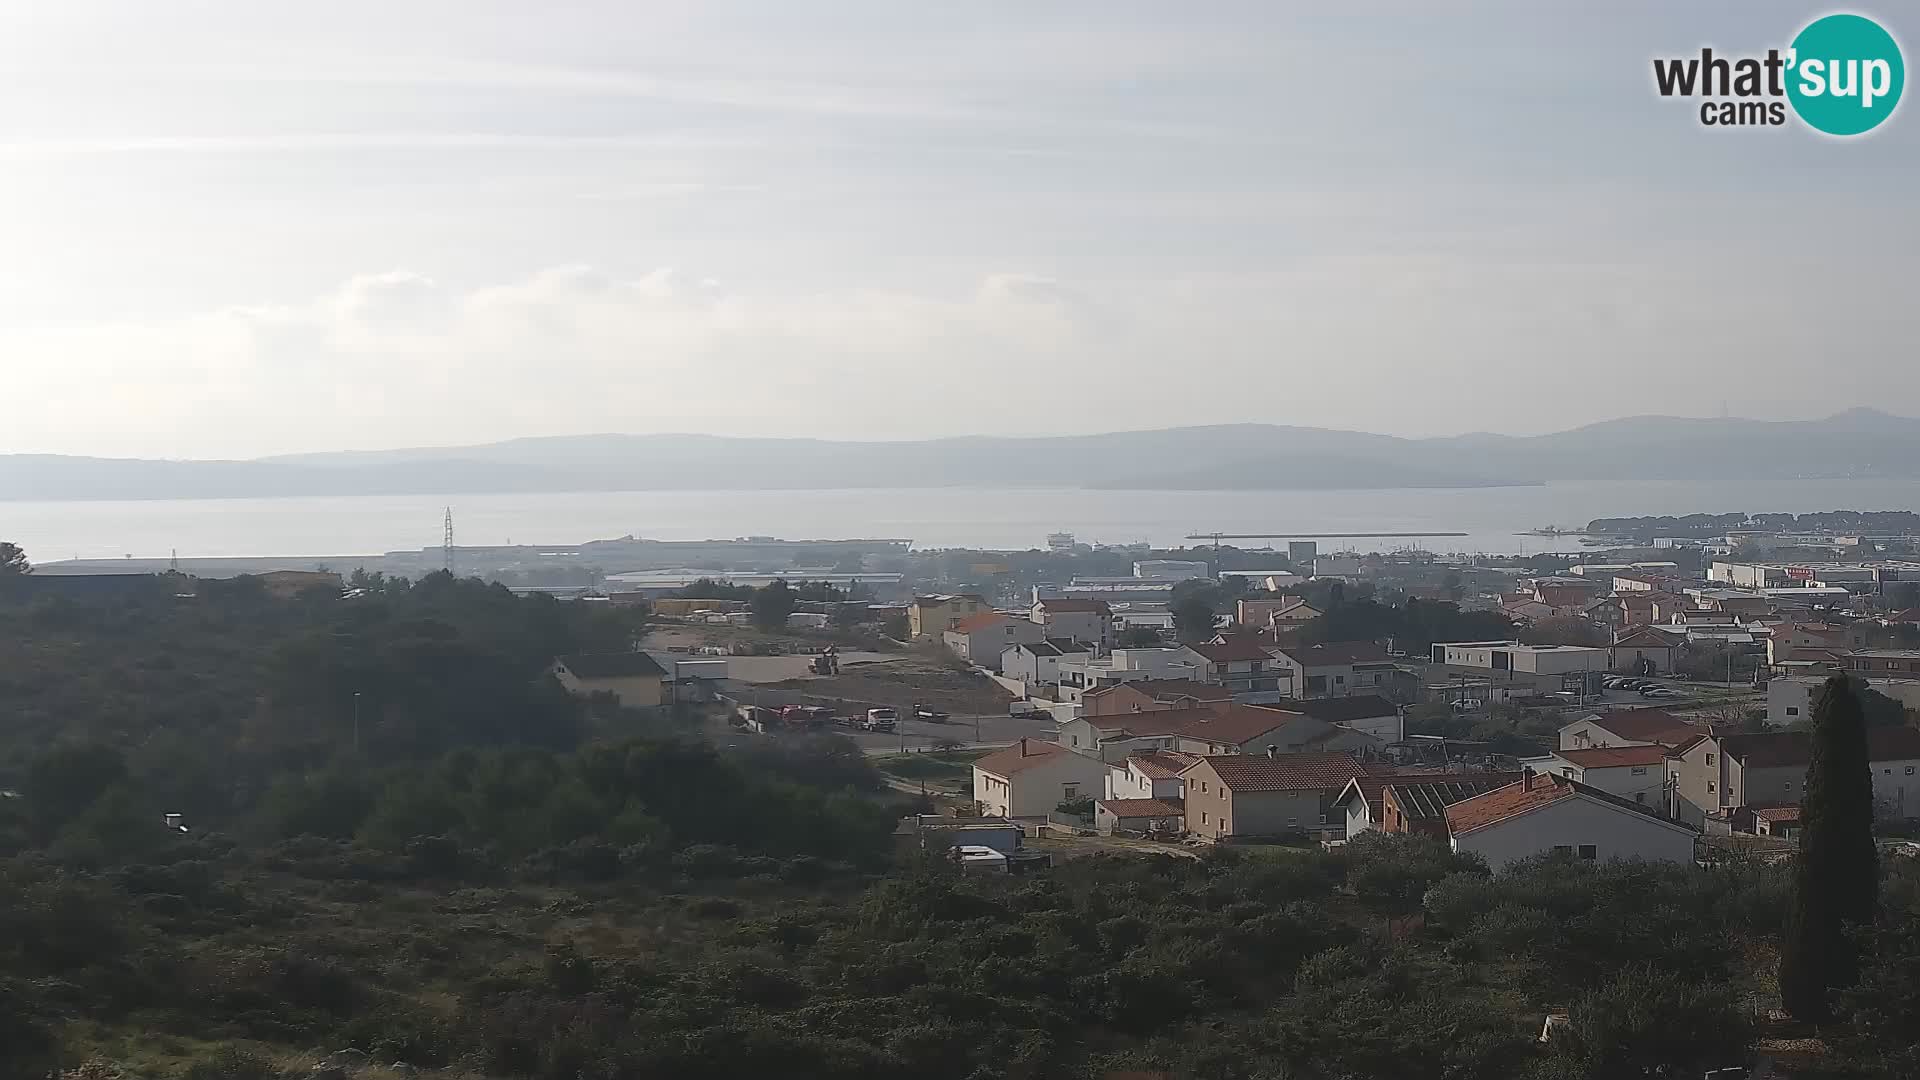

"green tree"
[0,541,27,576]
[24,743,128,840]
[1116,626,1162,647]
[751,579,797,630]
[1170,580,1222,642]
[1779,675,1879,1021]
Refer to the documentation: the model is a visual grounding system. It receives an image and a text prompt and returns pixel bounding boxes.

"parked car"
[1641,687,1679,699]
[913,703,949,721]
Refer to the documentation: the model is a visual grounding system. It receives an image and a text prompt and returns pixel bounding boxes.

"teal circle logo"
[1787,14,1904,135]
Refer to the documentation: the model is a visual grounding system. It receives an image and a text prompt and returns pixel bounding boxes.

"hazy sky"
[3,1,1915,458]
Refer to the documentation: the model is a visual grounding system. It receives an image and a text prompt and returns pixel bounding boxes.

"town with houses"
[16,515,1920,1073]
[885,531,1920,871]
[435,514,1920,888]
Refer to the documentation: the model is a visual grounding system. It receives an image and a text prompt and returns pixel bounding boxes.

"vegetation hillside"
[2,557,1916,1078]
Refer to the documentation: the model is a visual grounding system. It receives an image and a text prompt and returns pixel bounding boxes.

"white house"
[943,612,1045,671]
[1000,639,1090,692]
[1031,598,1114,649]
[971,738,1109,818]
[1520,745,1669,809]
[1055,648,1204,703]
[1179,638,1289,698]
[1557,709,1695,751]
[1255,695,1405,743]
[1103,750,1198,800]
[1443,773,1697,871]
[1768,675,1920,728]
[1609,627,1683,675]
[1269,642,1396,699]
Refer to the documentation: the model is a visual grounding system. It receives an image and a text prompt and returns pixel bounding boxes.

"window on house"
[1635,792,1646,804]
[1787,707,1800,716]
[1908,766,1915,775]
[1552,845,1573,855]
[1062,785,1078,799]
[1334,675,1345,684]
[1562,768,1574,778]
[1286,817,1298,828]
[1201,812,1208,824]
[1706,753,1714,766]
[1631,766,1648,776]
[1578,845,1597,860]
[1708,781,1716,793]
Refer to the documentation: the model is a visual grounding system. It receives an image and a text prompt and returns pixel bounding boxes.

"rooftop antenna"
[443,507,455,574]
[169,548,178,574]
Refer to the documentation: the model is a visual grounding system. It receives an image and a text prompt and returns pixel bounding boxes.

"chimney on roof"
[1019,737,1031,756]
[1266,744,1278,759]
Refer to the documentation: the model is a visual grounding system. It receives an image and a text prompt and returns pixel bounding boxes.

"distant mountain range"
[6,408,1920,501]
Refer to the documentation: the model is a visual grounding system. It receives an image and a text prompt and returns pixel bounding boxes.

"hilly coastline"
[3,408,1917,501]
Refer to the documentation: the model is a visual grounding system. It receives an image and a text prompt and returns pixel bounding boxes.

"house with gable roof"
[1268,641,1397,699]
[1444,773,1698,870]
[943,611,1044,670]
[1334,772,1522,840]
[971,738,1108,819]
[1557,709,1697,752]
[1180,751,1372,841]
[1609,626,1684,674]
[1521,745,1670,808]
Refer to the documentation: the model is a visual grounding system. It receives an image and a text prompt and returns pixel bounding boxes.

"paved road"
[841,712,1057,754]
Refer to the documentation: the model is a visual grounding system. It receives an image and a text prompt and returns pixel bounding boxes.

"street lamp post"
[352,692,362,753]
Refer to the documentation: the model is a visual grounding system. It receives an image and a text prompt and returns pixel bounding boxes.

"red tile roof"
[1612,627,1683,649]
[948,611,1012,634]
[1583,709,1695,745]
[974,738,1076,778]
[1553,745,1671,769]
[1085,678,1231,704]
[1444,772,1692,837]
[1095,704,1297,743]
[1187,752,1365,792]
[1667,732,1710,757]
[1187,638,1274,663]
[1097,797,1185,818]
[1037,598,1112,614]
[1721,727,1920,769]
[1127,751,1200,779]
[1749,805,1801,822]
[1445,774,1583,835]
[1258,695,1399,724]
[1163,707,1333,747]
[1274,641,1391,666]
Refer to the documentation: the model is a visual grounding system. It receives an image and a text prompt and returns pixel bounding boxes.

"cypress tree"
[1778,675,1879,1020]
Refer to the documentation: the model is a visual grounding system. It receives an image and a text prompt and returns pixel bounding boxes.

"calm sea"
[4,478,1919,562]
